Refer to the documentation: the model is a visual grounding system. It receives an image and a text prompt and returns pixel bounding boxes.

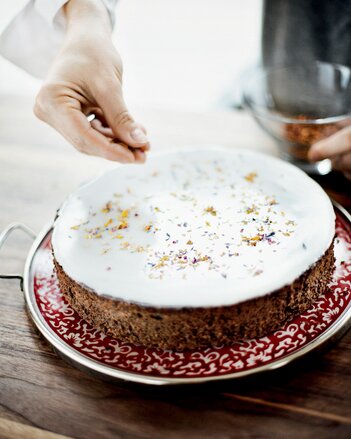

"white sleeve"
[0,0,118,79]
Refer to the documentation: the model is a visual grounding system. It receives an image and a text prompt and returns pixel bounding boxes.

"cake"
[52,147,336,350]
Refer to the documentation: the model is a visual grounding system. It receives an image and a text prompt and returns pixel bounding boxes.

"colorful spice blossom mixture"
[68,160,297,280]
[284,115,340,161]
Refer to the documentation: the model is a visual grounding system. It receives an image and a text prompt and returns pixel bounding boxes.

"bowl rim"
[242,61,351,125]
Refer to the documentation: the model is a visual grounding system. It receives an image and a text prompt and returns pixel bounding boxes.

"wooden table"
[0,96,350,439]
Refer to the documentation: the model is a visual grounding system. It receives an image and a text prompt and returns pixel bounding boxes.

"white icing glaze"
[52,147,335,308]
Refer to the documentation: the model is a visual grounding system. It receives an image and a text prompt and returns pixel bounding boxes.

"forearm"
[0,0,117,78]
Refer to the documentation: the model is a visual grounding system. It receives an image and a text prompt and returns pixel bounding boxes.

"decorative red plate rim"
[28,207,351,382]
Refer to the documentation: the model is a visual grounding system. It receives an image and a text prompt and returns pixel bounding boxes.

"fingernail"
[131,128,148,143]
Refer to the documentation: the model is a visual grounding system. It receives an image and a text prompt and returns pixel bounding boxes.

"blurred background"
[1,0,350,257]
[0,0,262,111]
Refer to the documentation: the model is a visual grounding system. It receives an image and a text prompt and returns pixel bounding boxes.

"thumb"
[95,79,149,149]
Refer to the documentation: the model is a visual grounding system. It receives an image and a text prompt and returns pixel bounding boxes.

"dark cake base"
[54,242,335,350]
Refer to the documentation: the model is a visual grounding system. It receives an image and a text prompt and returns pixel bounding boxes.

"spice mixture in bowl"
[243,62,351,175]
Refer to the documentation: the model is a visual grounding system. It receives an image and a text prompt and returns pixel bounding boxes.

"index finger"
[309,126,351,161]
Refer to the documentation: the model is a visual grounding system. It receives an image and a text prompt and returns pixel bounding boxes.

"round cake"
[52,147,336,350]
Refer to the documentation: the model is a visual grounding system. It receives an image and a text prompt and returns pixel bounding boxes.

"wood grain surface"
[0,96,350,439]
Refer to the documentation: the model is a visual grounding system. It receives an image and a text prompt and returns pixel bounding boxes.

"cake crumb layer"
[54,242,335,350]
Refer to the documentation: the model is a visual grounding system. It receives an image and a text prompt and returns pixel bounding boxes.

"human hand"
[34,0,149,163]
[309,124,351,180]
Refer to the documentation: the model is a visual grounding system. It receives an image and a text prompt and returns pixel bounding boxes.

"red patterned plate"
[24,205,351,385]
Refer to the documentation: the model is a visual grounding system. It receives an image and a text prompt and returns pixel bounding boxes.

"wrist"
[64,0,112,42]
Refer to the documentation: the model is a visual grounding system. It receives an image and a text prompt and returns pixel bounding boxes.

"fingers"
[133,148,146,163]
[89,116,148,161]
[94,79,150,150]
[309,124,351,184]
[309,126,351,161]
[90,117,115,138]
[137,125,151,151]
[88,112,149,159]
[35,96,137,163]
[332,152,351,171]
[64,109,137,162]
[34,81,149,163]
